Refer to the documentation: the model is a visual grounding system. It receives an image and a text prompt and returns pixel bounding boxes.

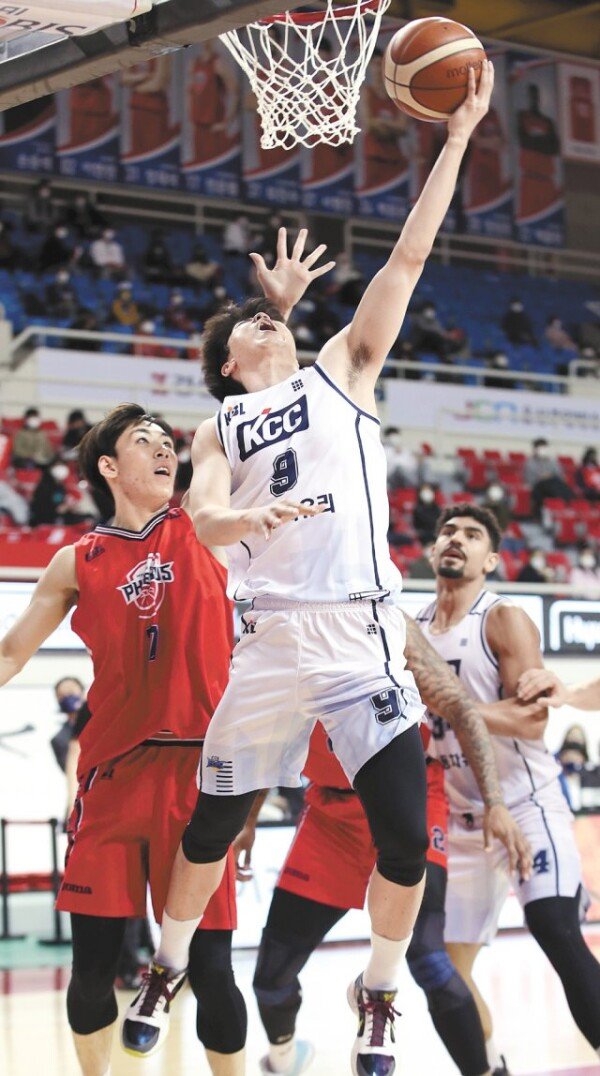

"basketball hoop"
[219,0,392,150]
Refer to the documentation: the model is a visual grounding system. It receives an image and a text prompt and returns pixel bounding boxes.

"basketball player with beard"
[417,504,600,1074]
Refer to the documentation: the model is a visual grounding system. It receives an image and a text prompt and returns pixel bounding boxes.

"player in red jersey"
[248,618,538,1076]
[0,403,246,1076]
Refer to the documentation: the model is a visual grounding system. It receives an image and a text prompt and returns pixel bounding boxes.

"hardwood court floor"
[1,928,599,1075]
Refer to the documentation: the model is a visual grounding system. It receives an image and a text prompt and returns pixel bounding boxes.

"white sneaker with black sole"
[121,961,187,1058]
[347,973,399,1076]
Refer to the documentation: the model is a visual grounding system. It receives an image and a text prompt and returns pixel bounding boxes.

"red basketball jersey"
[71,508,232,772]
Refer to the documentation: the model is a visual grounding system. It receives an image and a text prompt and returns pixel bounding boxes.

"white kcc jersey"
[417,590,560,814]
[216,362,402,603]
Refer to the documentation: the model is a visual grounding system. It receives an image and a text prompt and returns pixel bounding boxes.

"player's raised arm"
[0,545,77,688]
[249,227,335,322]
[189,418,322,547]
[321,60,494,385]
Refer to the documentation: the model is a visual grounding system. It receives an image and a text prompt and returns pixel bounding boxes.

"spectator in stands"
[11,408,53,468]
[29,460,70,526]
[38,224,79,273]
[198,283,231,322]
[483,482,511,532]
[501,296,537,346]
[165,291,196,334]
[484,350,516,390]
[389,337,419,380]
[184,241,221,289]
[516,549,553,585]
[545,315,577,354]
[301,292,341,351]
[90,227,126,279]
[0,478,28,525]
[223,214,251,256]
[25,180,61,232]
[409,301,453,360]
[330,252,365,306]
[576,447,600,502]
[67,308,103,350]
[45,269,79,320]
[111,282,140,328]
[132,320,177,360]
[570,545,600,598]
[0,221,20,270]
[65,192,106,239]
[524,437,573,518]
[382,426,419,488]
[408,541,436,580]
[412,484,440,545]
[143,229,175,285]
[62,409,92,455]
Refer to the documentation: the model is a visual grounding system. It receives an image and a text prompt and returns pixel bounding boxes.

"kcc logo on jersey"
[117,553,175,618]
[237,396,308,461]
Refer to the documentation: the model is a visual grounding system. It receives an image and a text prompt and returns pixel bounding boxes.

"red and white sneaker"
[121,961,187,1058]
[347,973,400,1076]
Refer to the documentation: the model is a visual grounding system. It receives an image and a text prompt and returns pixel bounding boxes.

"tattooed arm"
[403,615,532,876]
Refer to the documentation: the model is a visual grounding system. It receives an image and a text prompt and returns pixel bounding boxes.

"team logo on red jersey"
[117,553,175,618]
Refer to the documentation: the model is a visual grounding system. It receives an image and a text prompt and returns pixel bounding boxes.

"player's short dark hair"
[201,298,285,402]
[435,502,502,552]
[54,676,84,695]
[78,403,174,506]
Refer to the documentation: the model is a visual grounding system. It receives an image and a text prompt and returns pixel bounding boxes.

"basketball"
[382,17,486,122]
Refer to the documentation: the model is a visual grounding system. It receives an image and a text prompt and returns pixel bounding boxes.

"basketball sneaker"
[121,961,187,1058]
[259,1039,315,1074]
[347,973,399,1075]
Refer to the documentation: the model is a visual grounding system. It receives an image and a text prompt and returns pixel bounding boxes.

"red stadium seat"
[545,552,573,581]
[464,459,488,492]
[511,486,532,519]
[389,489,417,511]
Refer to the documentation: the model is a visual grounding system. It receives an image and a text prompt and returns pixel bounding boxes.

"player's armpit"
[0,545,77,688]
[403,615,503,808]
[485,604,544,697]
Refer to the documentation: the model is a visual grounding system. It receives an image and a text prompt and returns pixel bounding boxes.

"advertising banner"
[55,75,120,184]
[181,41,242,199]
[355,39,410,222]
[557,62,600,164]
[0,1,151,40]
[242,101,301,207]
[121,55,181,191]
[0,96,54,174]
[385,380,600,445]
[509,52,564,246]
[463,49,513,241]
[301,139,355,216]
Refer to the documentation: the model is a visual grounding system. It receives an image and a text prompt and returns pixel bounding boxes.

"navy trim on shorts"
[313,362,380,425]
[513,740,560,895]
[356,414,381,590]
[371,600,401,690]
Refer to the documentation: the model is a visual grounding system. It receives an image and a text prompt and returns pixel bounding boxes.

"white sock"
[154,910,200,971]
[267,1039,296,1073]
[486,1036,504,1071]
[363,931,412,991]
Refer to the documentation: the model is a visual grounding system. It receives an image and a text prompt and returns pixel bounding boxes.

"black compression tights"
[525,893,600,1049]
[67,915,246,1053]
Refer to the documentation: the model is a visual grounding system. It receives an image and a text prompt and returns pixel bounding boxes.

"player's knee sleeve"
[182,790,256,864]
[253,927,316,1009]
[188,930,247,1054]
[408,948,455,994]
[66,967,118,1035]
[67,914,123,1035]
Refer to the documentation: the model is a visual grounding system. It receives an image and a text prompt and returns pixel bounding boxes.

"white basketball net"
[220,0,392,149]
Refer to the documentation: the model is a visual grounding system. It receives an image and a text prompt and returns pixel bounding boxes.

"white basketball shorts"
[444,781,583,945]
[200,598,425,796]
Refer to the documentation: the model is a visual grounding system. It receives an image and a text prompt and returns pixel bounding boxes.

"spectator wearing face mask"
[165,291,196,334]
[38,224,78,273]
[132,320,177,360]
[90,227,126,278]
[11,408,53,468]
[576,447,600,503]
[198,284,230,322]
[29,459,71,526]
[65,192,107,239]
[45,269,79,319]
[25,180,61,232]
[409,301,452,360]
[545,315,577,354]
[51,676,87,779]
[516,549,553,585]
[556,725,590,812]
[524,437,573,517]
[111,282,140,328]
[484,350,515,391]
[501,296,537,346]
[223,214,251,256]
[184,241,221,289]
[483,482,511,532]
[62,409,92,454]
[412,484,440,545]
[570,546,600,598]
[382,426,419,488]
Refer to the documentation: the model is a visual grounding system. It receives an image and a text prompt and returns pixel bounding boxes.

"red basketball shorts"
[277,764,447,910]
[57,744,236,929]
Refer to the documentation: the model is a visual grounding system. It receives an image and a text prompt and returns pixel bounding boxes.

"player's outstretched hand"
[232,823,256,882]
[447,57,494,144]
[249,227,336,319]
[483,803,533,881]
[517,668,567,707]
[246,501,325,541]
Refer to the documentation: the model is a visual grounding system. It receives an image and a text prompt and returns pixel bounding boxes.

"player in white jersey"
[418,503,600,1074]
[123,62,528,1075]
